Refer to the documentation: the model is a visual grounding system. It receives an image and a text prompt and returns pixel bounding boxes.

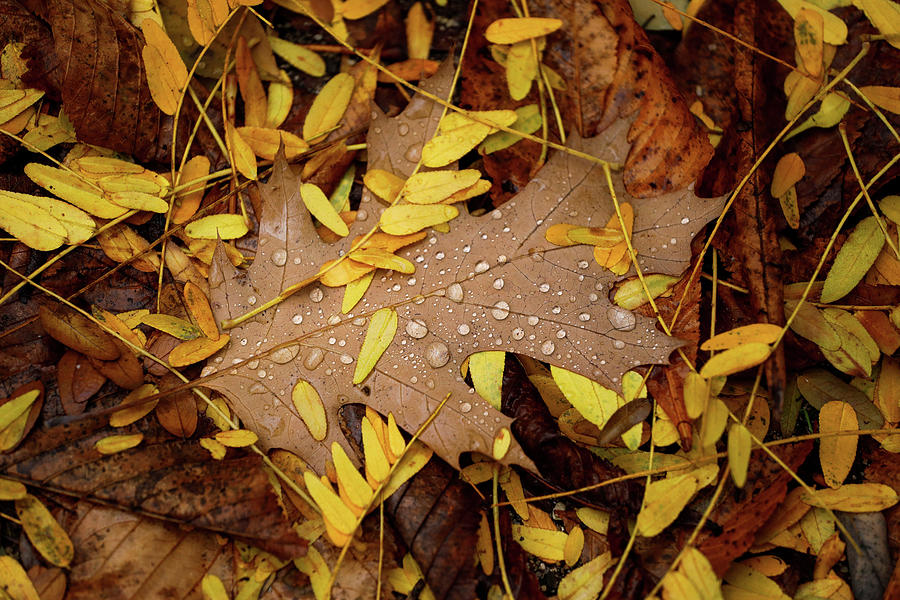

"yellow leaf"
[799,507,835,554]
[875,356,900,423]
[779,186,801,229]
[636,474,699,537]
[142,313,202,340]
[266,71,294,128]
[186,0,229,45]
[786,93,851,140]
[362,416,391,483]
[700,397,729,449]
[348,248,415,273]
[25,162,127,219]
[557,552,613,600]
[303,471,357,536]
[303,72,354,141]
[422,121,494,167]
[859,85,900,114]
[15,494,74,567]
[343,270,374,313]
[108,190,169,213]
[470,351,505,410]
[724,562,789,598]
[0,389,39,431]
[0,190,68,251]
[95,433,143,454]
[506,40,538,101]
[702,324,783,351]
[0,88,43,123]
[185,214,249,239]
[109,383,159,427]
[853,0,900,49]
[235,36,267,128]
[200,437,227,460]
[406,2,433,60]
[364,168,406,203]
[341,0,390,19]
[613,274,679,310]
[821,216,885,303]
[226,121,258,180]
[801,483,898,511]
[184,281,219,340]
[512,523,568,562]
[563,526,584,567]
[476,513,494,575]
[332,442,374,509]
[403,169,482,204]
[576,507,609,535]
[215,429,259,447]
[201,573,229,600]
[492,426,512,460]
[728,423,752,488]
[776,0,848,44]
[236,126,309,160]
[168,334,230,367]
[292,380,327,440]
[96,223,159,272]
[480,103,543,154]
[679,547,723,600]
[818,400,858,488]
[0,477,27,500]
[379,440,431,501]
[302,182,349,236]
[440,109,518,132]
[353,308,397,384]
[268,36,325,77]
[771,153,806,198]
[794,8,824,77]
[141,19,189,115]
[319,258,374,287]
[0,555,41,600]
[379,204,458,235]
[551,365,622,430]
[545,223,580,246]
[173,155,210,224]
[699,342,771,378]
[881,195,900,225]
[566,226,624,247]
[484,17,563,44]
[785,300,841,351]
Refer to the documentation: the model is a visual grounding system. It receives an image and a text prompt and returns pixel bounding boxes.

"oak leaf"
[205,63,725,474]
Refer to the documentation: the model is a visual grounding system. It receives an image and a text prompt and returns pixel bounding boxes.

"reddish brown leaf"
[88,341,143,390]
[38,303,119,361]
[155,375,198,438]
[57,350,105,416]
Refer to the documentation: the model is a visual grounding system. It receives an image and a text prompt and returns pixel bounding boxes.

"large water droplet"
[249,383,267,394]
[579,313,591,322]
[398,123,409,136]
[270,344,300,364]
[607,307,636,331]
[491,301,510,320]
[614,340,626,349]
[291,314,303,325]
[247,296,257,306]
[539,283,550,293]
[447,283,464,303]
[327,315,341,326]
[248,359,259,370]
[460,402,472,413]
[540,340,555,356]
[512,327,525,340]
[404,144,422,162]
[271,248,287,267]
[457,324,470,335]
[474,260,490,273]
[493,278,504,290]
[340,354,354,365]
[406,319,428,339]
[310,287,324,303]
[304,348,325,370]
[357,209,368,221]
[426,342,450,368]
[527,316,539,326]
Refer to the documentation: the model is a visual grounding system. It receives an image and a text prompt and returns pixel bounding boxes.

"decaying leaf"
[205,63,725,473]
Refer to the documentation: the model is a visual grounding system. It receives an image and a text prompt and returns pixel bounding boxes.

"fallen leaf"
[15,494,74,568]
[818,400,858,488]
[821,216,886,303]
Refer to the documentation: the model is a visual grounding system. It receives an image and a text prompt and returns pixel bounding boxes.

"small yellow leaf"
[97,223,159,272]
[470,351,505,410]
[818,400,858,488]
[0,555,41,600]
[576,507,609,535]
[235,36,267,128]
[343,270,374,313]
[440,109,518,132]
[0,389,39,431]
[776,0,848,44]
[348,248,415,273]
[679,547,722,600]
[480,103,542,154]
[25,162,127,219]
[786,93,851,140]
[361,416,391,482]
[141,19,189,115]
[386,413,406,460]
[699,342,771,378]
[173,155,210,224]
[821,216,885,303]
[226,121,258,180]
[492,426,512,460]
[353,308,398,384]
[801,483,898,511]
[185,214,249,239]
[364,168,407,203]
[142,313,202,340]
[484,17,563,44]
[319,258,374,287]
[702,324,783,351]
[566,226,624,247]
[200,437,227,460]
[266,71,294,128]
[511,524,568,562]
[422,121,494,167]
[302,182,349,236]
[636,474,699,537]
[268,36,326,77]
[545,223,580,246]
[184,281,219,340]
[771,153,806,198]
[881,195,900,225]
[794,8,824,77]
[168,334,231,367]
[779,186,801,229]
[476,513,494,575]
[557,552,613,600]
[785,300,841,351]
[303,72,354,141]
[506,40,538,101]
[109,383,159,427]
[728,423,752,488]
[332,442,374,509]
[303,471,357,536]
[853,0,900,50]
[201,574,229,600]
[406,2,434,60]
[403,169,482,204]
[551,365,622,430]
[859,85,900,114]
[236,126,309,160]
[16,494,73,567]
[613,274,679,310]
[379,204,459,235]
[700,397,729,449]
[379,440,431,500]
[341,0,390,19]
[293,379,327,441]
[95,433,143,454]
[215,429,259,447]
[0,477,27,500]
[0,88,43,124]
[0,190,68,251]
[563,526,584,567]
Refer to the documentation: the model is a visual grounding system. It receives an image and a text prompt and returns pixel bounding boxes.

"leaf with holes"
[204,62,725,474]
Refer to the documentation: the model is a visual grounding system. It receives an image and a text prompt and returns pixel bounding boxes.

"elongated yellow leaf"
[0,389,39,432]
[341,0,390,19]
[700,397,729,449]
[16,494,74,567]
[361,416,391,483]
[168,334,230,367]
[215,429,259,447]
[0,555,41,600]
[201,574,229,600]
[236,126,309,160]
[332,442,373,510]
[699,342,771,378]
[0,88,43,123]
[406,2,433,60]
[492,426,512,460]
[301,182,349,236]
[342,269,374,313]
[353,308,398,383]
[141,19,189,115]
[185,214,249,239]
[576,507,609,535]
[380,204,458,235]
[364,168,406,203]
[728,423,752,488]
[679,547,722,600]
[292,379,327,441]
[776,0,848,44]
[853,0,900,49]
[551,365,622,429]
[379,440,432,501]
[303,471,357,536]
[268,36,326,77]
[484,17,563,44]
[109,383,159,427]
[785,300,841,351]
[702,324,783,351]
[25,163,127,219]
[200,437,226,460]
[859,85,900,114]
[511,524,568,562]
[563,526,584,567]
[440,109,518,132]
[801,483,898,511]
[142,313,202,339]
[786,92,850,140]
[108,190,169,213]
[303,72,354,141]
[557,552,612,600]
[95,433,143,454]
[821,216,885,303]
[348,248,414,273]
[794,8,824,77]
[771,153,806,198]
[0,190,68,250]
[403,169,481,204]
[779,186,800,229]
[506,40,538,100]
[0,477,26,500]
[636,474,699,537]
[226,122,257,180]
[266,71,293,128]
[818,400,857,488]
[613,274,679,310]
[480,103,542,154]
[470,351,505,410]
[3,190,96,246]
[422,121,494,167]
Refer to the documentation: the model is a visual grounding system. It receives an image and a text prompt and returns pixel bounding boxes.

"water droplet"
[240,338,248,345]
[539,283,550,293]
[460,402,472,413]
[310,287,324,303]
[406,319,428,339]
[328,337,336,345]
[607,306,636,331]
[463,245,471,253]
[457,324,470,335]
[436,251,445,259]
[257,370,267,378]
[200,366,216,377]
[272,249,287,267]
[352,317,366,326]
[398,123,409,136]
[327,314,341,326]
[681,217,690,225]
[498,255,507,263]
[291,314,303,325]
[475,260,490,273]
[357,209,368,221]
[527,316,539,326]
[493,278,504,290]
[249,383,266,394]
[579,313,591,322]
[491,301,510,320]
[340,354,354,365]
[247,296,257,306]
[512,327,525,340]
[589,293,598,302]
[556,329,567,339]
[447,283,464,303]
[614,340,626,349]
[304,348,324,370]
[491,209,502,219]
[404,144,421,162]
[248,359,260,370]
[578,260,589,269]
[552,306,561,314]
[426,342,450,368]
[540,340,555,355]
[270,344,300,364]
